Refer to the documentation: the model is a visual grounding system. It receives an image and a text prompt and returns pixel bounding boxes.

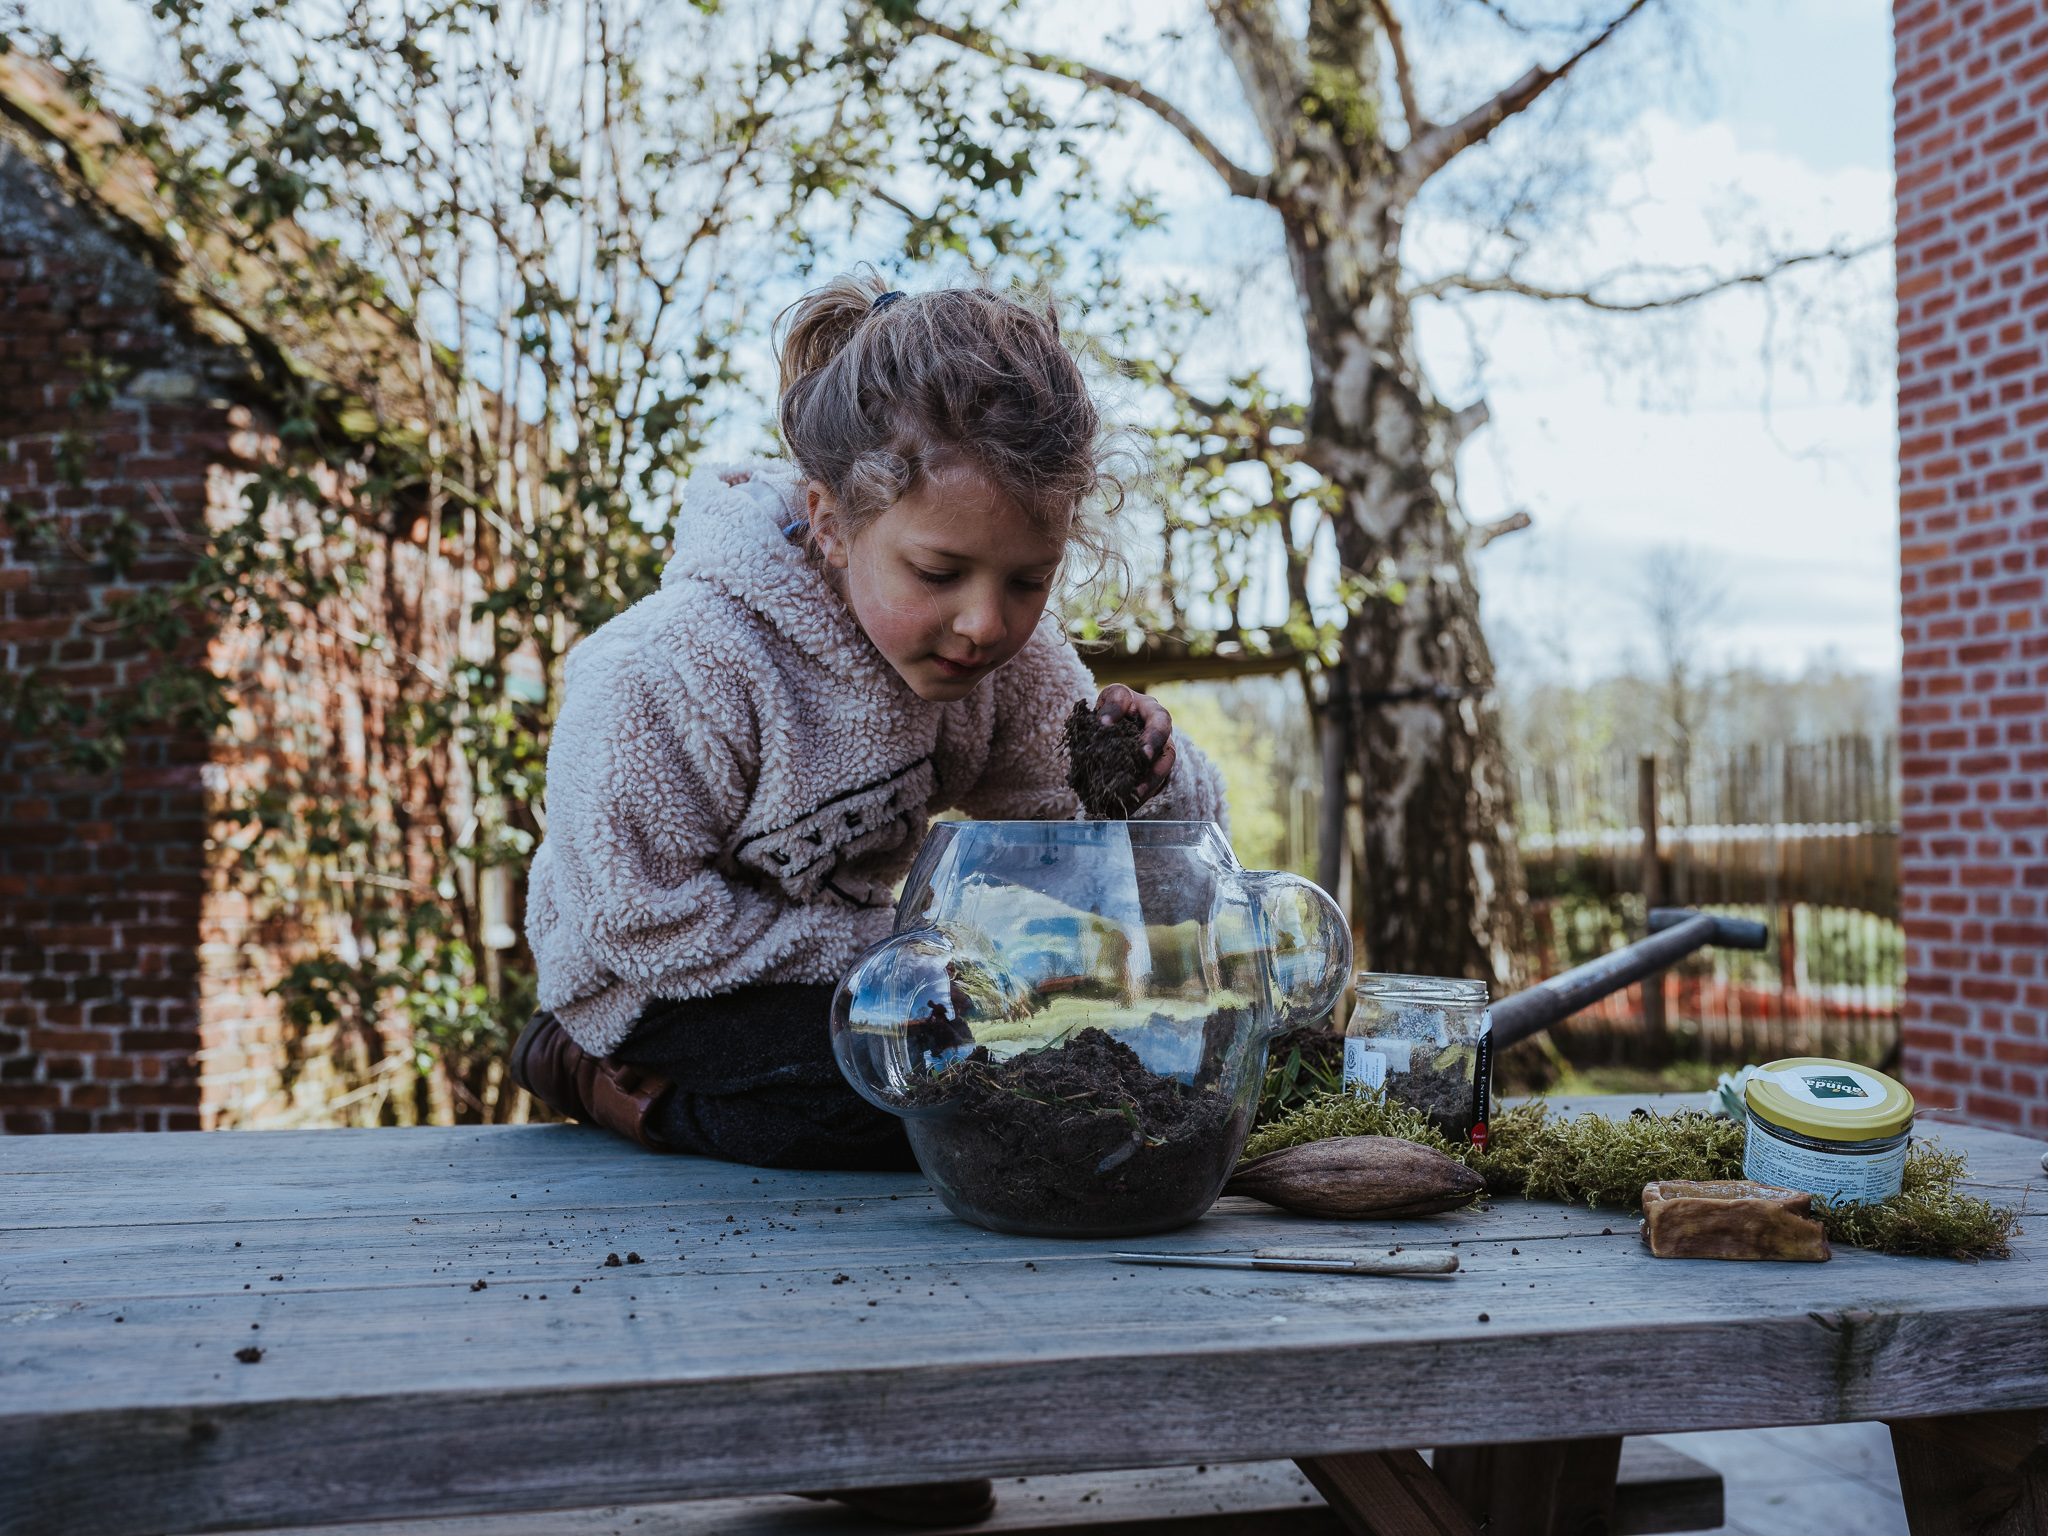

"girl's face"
[809,463,1063,703]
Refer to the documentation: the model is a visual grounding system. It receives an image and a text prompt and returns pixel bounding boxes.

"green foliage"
[1244,1085,1452,1160]
[1245,1091,2019,1261]
[1817,1141,2020,1262]
[1467,1101,1747,1208]
[4,0,1424,1118]
[6,0,1214,1120]
[5,0,922,1117]
[1254,1037,1349,1132]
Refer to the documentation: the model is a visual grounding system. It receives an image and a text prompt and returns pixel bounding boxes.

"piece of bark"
[1224,1136,1485,1220]
[1639,1180,1832,1262]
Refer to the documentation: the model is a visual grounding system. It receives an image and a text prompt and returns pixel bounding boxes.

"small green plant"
[1255,1026,1347,1127]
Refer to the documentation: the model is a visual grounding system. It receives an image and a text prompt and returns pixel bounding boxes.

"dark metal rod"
[1489,908,1769,1051]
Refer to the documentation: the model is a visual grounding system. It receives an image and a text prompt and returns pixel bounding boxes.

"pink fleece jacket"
[525,462,1230,1053]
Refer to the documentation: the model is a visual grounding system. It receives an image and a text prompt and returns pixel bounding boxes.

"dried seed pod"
[1224,1136,1485,1220]
[1065,701,1152,819]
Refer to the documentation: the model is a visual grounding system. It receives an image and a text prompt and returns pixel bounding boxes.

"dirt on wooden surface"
[1064,702,1153,819]
[903,1027,1241,1234]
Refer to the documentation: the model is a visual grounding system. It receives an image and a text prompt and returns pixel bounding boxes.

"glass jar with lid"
[1741,1056,1914,1205]
[1344,974,1493,1144]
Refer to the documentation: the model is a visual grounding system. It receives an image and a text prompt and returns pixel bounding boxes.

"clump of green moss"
[1241,1085,1452,1160]
[1463,1101,1745,1207]
[1242,1090,2020,1262]
[1815,1141,2018,1261]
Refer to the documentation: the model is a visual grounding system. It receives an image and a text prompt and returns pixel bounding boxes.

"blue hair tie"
[871,290,906,313]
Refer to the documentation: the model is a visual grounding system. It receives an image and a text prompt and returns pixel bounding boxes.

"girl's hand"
[1095,685,1176,803]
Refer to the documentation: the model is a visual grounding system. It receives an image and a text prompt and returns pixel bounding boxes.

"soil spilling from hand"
[1065,702,1153,819]
[902,1027,1241,1234]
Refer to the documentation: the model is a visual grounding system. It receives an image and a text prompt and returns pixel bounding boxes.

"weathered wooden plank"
[1295,1450,1479,1536]
[5,1098,2043,1536]
[234,1462,1341,1536]
[12,1188,2048,1418]
[1432,1436,1621,1536]
[6,1303,2044,1536]
[1886,1410,2048,1536]
[1610,1441,1725,1536]
[218,1443,1724,1536]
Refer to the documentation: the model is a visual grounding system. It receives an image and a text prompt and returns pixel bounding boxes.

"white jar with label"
[1344,974,1492,1144]
[1741,1056,1915,1206]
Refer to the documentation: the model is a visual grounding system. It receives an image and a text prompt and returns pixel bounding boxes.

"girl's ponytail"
[772,271,1121,573]
[776,270,892,398]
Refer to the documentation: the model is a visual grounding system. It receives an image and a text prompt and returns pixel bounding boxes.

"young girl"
[512,274,1227,1168]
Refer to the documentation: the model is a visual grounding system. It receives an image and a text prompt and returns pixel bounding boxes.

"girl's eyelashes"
[908,563,1054,591]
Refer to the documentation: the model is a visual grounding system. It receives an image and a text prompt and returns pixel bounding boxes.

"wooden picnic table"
[4,1094,2047,1536]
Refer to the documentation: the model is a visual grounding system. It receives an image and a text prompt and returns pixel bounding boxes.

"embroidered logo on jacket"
[734,756,934,905]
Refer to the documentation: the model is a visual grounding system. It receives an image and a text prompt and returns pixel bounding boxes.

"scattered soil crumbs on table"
[1065,702,1153,819]
[904,1027,1238,1231]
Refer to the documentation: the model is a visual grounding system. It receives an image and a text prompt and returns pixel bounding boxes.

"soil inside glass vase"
[901,1026,1242,1234]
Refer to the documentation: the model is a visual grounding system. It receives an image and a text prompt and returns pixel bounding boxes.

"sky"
[1077,0,1901,685]
[1464,0,1900,685]
[36,0,1900,682]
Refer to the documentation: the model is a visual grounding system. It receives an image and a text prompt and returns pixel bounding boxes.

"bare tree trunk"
[1213,1,1524,984]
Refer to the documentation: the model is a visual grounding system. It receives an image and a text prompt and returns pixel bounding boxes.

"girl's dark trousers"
[611,984,916,1172]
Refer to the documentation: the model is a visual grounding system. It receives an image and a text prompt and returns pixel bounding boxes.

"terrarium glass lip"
[927,818,1236,849]
[1353,971,1490,1004]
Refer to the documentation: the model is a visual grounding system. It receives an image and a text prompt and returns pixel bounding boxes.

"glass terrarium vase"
[830,820,1353,1237]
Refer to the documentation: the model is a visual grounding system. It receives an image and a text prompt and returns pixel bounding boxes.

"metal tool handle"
[1488,907,1768,1052]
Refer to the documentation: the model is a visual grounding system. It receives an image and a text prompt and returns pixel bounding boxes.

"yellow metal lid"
[1744,1057,1914,1142]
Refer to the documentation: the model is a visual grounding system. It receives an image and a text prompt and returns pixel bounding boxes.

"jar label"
[1343,1041,1387,1092]
[1758,1065,1892,1108]
[1742,1122,1908,1206]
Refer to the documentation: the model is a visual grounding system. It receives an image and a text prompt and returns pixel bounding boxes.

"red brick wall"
[0,142,230,1131]
[1894,0,2048,1132]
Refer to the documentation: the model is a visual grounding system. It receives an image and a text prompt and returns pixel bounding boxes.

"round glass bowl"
[831,820,1353,1236]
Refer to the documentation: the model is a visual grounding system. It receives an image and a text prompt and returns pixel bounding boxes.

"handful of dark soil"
[902,1027,1241,1235]
[1065,701,1154,819]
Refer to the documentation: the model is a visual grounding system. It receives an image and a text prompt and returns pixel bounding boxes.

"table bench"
[4,1095,2045,1536]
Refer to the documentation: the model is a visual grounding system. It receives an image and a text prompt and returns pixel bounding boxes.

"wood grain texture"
[3,1095,2043,1536]
[1432,1436,1621,1536]
[1295,1451,1480,1536]
[1886,1411,2048,1536]
[221,1444,1723,1536]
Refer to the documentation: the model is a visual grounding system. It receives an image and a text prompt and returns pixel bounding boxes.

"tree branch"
[904,18,1271,203]
[1471,510,1532,549]
[1406,243,1884,311]
[1365,0,1426,144]
[1396,0,1651,196]
[1084,633,1311,687]
[1207,0,1312,178]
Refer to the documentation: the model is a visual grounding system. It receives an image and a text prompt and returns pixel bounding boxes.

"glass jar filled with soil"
[831,821,1352,1237]
[1344,974,1492,1144]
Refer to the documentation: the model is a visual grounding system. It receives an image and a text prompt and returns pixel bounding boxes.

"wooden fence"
[1514,734,1898,838]
[1511,736,1902,1067]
